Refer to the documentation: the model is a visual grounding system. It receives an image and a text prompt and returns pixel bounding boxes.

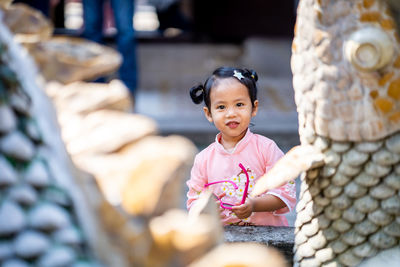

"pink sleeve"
[262,139,296,214]
[267,181,297,214]
[186,153,207,210]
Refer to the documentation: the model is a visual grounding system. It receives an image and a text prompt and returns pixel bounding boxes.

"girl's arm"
[186,154,208,210]
[231,194,286,219]
[252,194,286,212]
[187,186,203,210]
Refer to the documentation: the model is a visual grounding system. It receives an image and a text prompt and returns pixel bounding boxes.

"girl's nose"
[225,107,236,117]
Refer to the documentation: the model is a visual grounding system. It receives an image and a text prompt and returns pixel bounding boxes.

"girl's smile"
[203,78,258,150]
[226,121,240,129]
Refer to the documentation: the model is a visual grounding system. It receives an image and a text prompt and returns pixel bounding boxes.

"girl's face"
[203,78,258,148]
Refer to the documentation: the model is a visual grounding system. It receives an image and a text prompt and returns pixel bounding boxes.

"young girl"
[186,67,296,226]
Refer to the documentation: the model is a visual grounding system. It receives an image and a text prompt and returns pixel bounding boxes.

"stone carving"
[0,10,112,267]
[253,0,400,266]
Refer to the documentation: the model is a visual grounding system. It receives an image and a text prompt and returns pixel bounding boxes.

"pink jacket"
[186,129,296,226]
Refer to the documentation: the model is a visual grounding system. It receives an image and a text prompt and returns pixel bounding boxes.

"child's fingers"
[231,206,244,216]
[216,192,226,199]
[232,203,252,219]
[231,204,245,211]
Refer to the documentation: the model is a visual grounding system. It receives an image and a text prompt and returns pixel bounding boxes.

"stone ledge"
[224,225,294,263]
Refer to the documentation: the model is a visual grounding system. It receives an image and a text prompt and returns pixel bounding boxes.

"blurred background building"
[59,0,297,41]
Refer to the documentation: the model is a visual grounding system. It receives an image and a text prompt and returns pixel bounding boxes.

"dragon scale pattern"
[294,132,400,266]
[292,0,400,266]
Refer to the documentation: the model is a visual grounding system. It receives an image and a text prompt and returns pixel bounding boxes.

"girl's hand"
[231,197,254,219]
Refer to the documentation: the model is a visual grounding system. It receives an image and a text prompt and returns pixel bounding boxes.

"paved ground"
[134,37,300,225]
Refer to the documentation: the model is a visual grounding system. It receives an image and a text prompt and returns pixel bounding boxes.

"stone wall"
[225,226,295,264]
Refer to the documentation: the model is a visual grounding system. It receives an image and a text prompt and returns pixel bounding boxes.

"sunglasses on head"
[204,163,249,209]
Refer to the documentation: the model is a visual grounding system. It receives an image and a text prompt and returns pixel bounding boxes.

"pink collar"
[215,128,253,155]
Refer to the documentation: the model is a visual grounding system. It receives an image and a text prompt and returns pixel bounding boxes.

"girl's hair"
[189,67,258,110]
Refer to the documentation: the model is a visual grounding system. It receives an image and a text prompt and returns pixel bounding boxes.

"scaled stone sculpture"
[0,11,119,267]
[253,0,400,266]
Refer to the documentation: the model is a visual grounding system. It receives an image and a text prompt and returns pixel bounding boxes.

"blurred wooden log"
[46,80,132,115]
[120,135,197,217]
[45,81,141,156]
[149,209,223,266]
[188,188,220,224]
[97,198,153,266]
[73,135,197,213]
[63,110,157,156]
[2,3,53,43]
[25,36,122,83]
[0,0,11,8]
[188,242,288,267]
[73,168,132,267]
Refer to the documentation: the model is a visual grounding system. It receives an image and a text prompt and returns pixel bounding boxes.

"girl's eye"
[236,103,244,107]
[217,105,225,110]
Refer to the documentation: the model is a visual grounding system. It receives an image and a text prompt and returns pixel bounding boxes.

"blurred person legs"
[82,0,104,43]
[82,0,137,98]
[110,0,137,97]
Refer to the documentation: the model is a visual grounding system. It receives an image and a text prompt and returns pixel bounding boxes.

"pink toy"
[204,163,249,209]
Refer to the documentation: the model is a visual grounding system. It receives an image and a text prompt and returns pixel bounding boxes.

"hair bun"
[189,84,205,104]
[250,69,258,82]
[243,68,258,82]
